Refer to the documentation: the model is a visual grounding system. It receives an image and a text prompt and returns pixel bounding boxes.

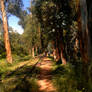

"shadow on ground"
[51,62,90,92]
[0,64,44,92]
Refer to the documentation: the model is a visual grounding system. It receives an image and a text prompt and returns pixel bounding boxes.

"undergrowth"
[0,56,41,92]
[51,61,92,92]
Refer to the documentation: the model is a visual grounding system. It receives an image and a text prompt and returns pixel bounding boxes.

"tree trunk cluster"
[53,30,66,65]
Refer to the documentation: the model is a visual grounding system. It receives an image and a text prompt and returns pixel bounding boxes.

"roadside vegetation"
[0,0,92,92]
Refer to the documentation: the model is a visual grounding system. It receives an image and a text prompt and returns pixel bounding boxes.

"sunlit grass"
[0,56,41,92]
[0,56,39,78]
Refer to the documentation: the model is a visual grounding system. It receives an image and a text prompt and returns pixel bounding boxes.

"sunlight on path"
[37,57,56,92]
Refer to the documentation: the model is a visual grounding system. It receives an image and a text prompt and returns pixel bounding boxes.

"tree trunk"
[55,36,61,62]
[58,30,66,65]
[28,48,31,55]
[86,0,92,60]
[0,0,12,63]
[35,46,38,56]
[32,47,35,58]
[78,1,90,89]
[53,49,56,61]
[55,30,67,64]
[78,0,90,63]
[56,47,61,61]
[60,40,67,65]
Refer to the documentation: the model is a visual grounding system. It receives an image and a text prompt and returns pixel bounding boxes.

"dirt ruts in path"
[37,57,56,92]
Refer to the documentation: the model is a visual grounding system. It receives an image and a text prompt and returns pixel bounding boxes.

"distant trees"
[33,0,73,64]
[18,2,50,57]
[9,29,27,56]
[18,10,42,57]
[0,0,23,63]
[0,0,91,65]
[31,0,92,64]
[23,14,42,57]
[0,0,92,91]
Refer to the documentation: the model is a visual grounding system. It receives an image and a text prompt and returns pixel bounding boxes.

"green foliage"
[0,58,41,92]
[64,21,80,61]
[51,59,92,92]
[0,32,6,58]
[0,55,31,76]
[0,59,9,74]
[20,13,42,55]
[0,1,91,92]
[9,30,28,56]
[33,0,79,60]
[52,63,83,92]
[0,27,29,58]
[24,15,40,47]
[6,0,23,18]
[34,0,73,34]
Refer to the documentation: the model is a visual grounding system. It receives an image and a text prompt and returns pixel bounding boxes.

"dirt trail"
[37,57,56,92]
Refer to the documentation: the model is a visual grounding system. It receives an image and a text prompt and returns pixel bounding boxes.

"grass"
[0,66,41,92]
[49,57,92,92]
[12,55,32,63]
[51,61,85,92]
[0,55,32,77]
[1,56,92,92]
[0,55,43,92]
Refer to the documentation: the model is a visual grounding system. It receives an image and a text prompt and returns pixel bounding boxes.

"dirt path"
[37,57,56,92]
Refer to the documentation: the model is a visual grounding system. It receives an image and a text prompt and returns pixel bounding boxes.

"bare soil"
[37,57,56,92]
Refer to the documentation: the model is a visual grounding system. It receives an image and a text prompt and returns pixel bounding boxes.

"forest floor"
[36,57,56,92]
[0,56,84,92]
[0,56,57,92]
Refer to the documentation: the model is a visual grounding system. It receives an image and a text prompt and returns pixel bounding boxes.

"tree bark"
[35,46,38,56]
[0,0,12,63]
[77,1,90,89]
[56,47,61,61]
[55,36,61,62]
[86,0,92,60]
[28,48,31,55]
[53,48,56,61]
[77,0,90,63]
[32,47,35,58]
[60,40,67,65]
[55,30,67,64]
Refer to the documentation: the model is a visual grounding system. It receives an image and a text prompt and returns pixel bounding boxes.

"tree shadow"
[51,62,89,92]
[0,64,44,92]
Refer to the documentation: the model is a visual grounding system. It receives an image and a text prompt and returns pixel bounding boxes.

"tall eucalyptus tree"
[0,0,23,63]
[0,0,12,63]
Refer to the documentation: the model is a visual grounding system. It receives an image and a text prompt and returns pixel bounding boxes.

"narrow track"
[36,57,56,92]
[0,56,56,92]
